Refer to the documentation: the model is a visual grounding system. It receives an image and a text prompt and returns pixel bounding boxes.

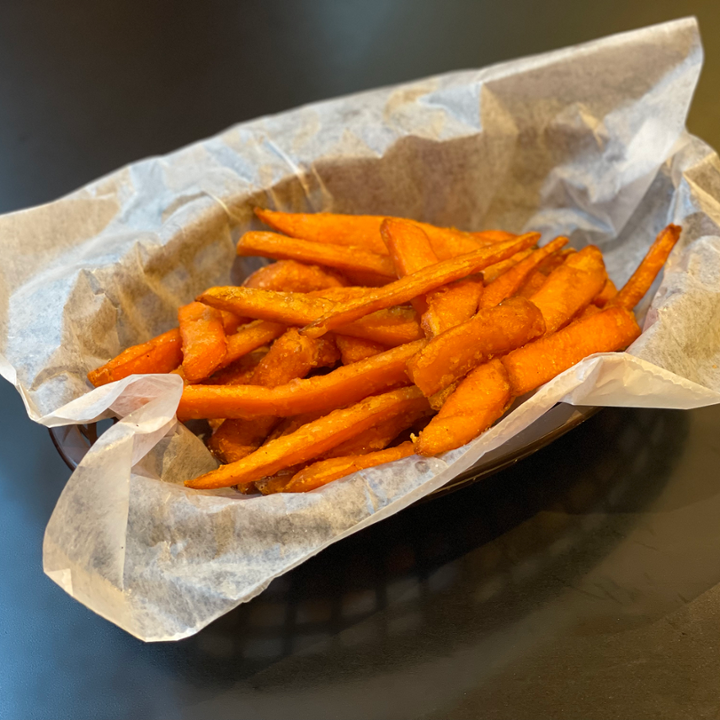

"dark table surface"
[3,2,720,719]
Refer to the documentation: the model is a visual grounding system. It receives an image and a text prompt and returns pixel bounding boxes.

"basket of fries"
[2,18,720,640]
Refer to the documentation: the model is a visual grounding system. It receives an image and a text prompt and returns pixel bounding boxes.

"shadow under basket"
[48,404,599,499]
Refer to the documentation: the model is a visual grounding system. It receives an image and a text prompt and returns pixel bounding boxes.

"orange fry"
[479,237,569,309]
[301,233,540,339]
[415,359,511,455]
[482,249,534,283]
[177,339,425,420]
[381,217,483,334]
[502,305,641,396]
[528,245,607,334]
[178,302,228,383]
[243,259,347,292]
[610,224,681,311]
[254,208,493,259]
[203,347,268,385]
[421,278,484,337]
[537,247,576,275]
[208,329,329,463]
[87,328,183,387]
[282,442,417,493]
[335,335,387,365]
[220,320,287,371]
[185,386,427,489]
[516,269,548,298]
[593,279,618,307]
[237,231,397,279]
[471,230,517,243]
[323,402,430,458]
[199,287,423,346]
[406,296,546,397]
[381,217,439,276]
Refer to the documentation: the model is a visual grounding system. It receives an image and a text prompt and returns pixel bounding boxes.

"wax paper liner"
[0,18,718,640]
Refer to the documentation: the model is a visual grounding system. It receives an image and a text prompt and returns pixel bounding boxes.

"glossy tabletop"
[2,2,720,719]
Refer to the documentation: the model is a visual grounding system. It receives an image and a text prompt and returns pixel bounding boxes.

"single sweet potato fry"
[219,310,247,335]
[177,339,425,420]
[237,232,397,279]
[243,259,347,292]
[516,269,548,298]
[301,233,540,339]
[335,335,387,365]
[202,347,268,385]
[610,224,681,311]
[221,321,287,370]
[254,208,391,254]
[178,302,228,383]
[406,296,546,397]
[381,217,439,276]
[482,249,534,283]
[471,230,517,244]
[282,442,417,493]
[537,247,576,275]
[415,359,511,456]
[528,245,607,334]
[502,305,641,396]
[479,237,569,309]
[381,217,439,315]
[199,287,423,346]
[208,329,326,463]
[422,278,484,337]
[323,400,430,457]
[254,208,490,259]
[87,327,183,387]
[593,279,618,307]
[185,386,427,489]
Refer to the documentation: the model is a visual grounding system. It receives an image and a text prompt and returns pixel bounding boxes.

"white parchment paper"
[1,18,719,640]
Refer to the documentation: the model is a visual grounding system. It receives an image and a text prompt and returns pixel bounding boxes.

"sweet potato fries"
[87,212,681,492]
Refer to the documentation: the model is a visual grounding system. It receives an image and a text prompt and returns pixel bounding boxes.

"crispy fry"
[323,401,430,457]
[479,237,568,309]
[282,442,416,493]
[335,335,387,364]
[516,269,548,298]
[471,230,517,243]
[528,245,607,334]
[264,411,327,443]
[428,381,458,411]
[381,217,439,315]
[406,297,546,397]
[537,247,576,275]
[380,217,485,334]
[219,310,247,335]
[422,278,484,336]
[502,305,641,396]
[482,249,534,283]
[222,320,287,369]
[199,287,423,346]
[203,347,269,385]
[177,339,425,420]
[382,217,439,276]
[185,386,427,489]
[208,329,327,463]
[610,224,681,310]
[593,279,618,307]
[178,302,228,383]
[301,233,540,339]
[243,259,347,292]
[87,328,183,387]
[415,359,511,455]
[254,208,491,259]
[237,231,397,279]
